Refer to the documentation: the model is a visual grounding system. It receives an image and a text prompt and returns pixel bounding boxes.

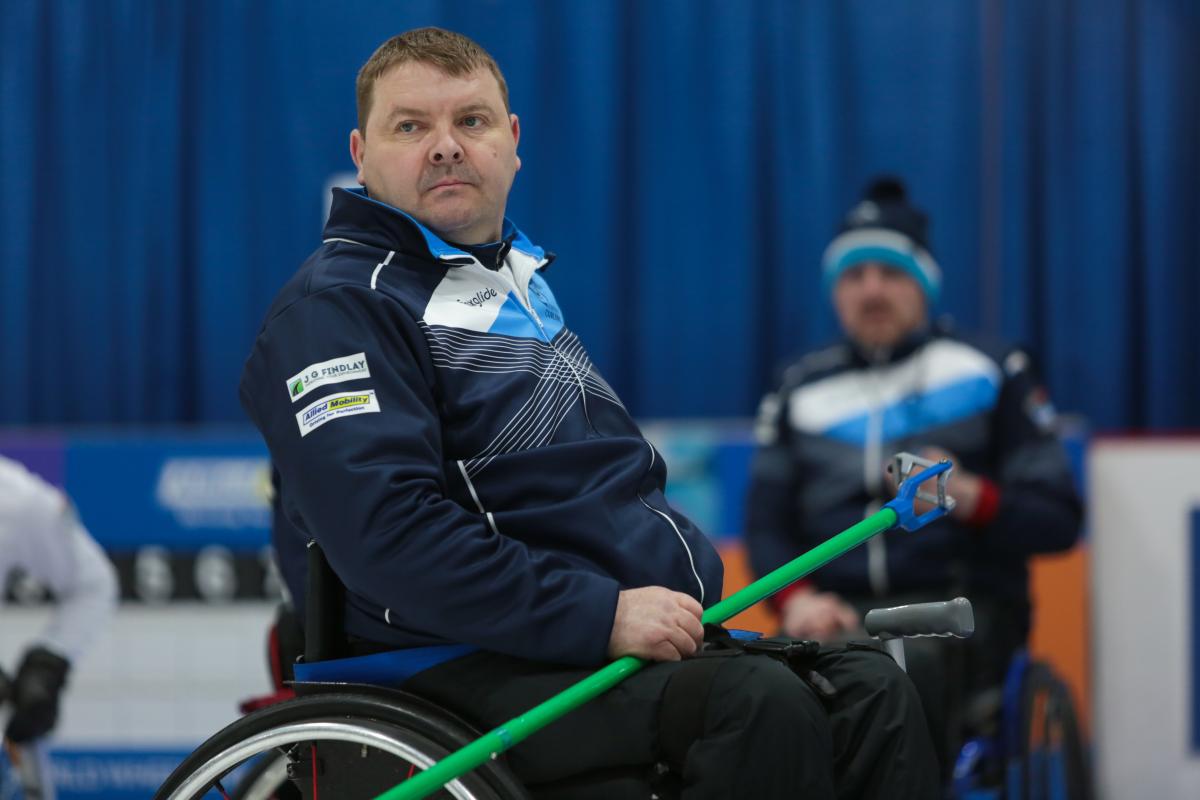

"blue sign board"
[64,434,271,552]
[0,749,200,800]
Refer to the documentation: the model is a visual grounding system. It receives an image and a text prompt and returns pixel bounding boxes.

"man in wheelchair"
[236,27,940,798]
[744,178,1084,775]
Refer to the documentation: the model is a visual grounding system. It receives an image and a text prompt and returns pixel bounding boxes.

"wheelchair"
[867,595,1092,800]
[154,545,619,800]
[155,685,529,800]
[158,625,1093,800]
[949,649,1092,800]
[157,542,988,800]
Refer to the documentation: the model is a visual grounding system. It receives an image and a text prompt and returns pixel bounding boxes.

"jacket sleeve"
[240,285,619,666]
[0,463,118,661]
[744,387,813,595]
[976,350,1083,556]
[33,513,119,661]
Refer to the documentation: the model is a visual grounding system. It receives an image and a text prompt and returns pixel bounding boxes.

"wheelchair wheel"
[1017,663,1092,800]
[155,688,530,800]
[227,751,297,800]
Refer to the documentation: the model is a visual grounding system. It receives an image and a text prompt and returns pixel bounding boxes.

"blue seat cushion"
[292,644,478,686]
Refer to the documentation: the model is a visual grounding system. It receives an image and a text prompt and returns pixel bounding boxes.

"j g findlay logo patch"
[286,353,370,402]
[295,390,380,437]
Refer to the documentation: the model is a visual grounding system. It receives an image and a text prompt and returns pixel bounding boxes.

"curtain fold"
[1,0,1195,429]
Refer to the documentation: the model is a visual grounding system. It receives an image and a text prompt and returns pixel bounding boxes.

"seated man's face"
[350,61,521,244]
[832,262,928,351]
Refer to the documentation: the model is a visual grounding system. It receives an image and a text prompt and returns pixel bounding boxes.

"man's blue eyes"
[397,117,484,133]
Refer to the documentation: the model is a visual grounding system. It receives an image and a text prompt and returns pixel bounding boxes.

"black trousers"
[405,644,940,799]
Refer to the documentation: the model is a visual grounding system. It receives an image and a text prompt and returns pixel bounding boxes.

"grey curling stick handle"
[864,597,975,640]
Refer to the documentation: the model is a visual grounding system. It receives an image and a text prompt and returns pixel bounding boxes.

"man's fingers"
[664,621,698,658]
[650,639,683,662]
[784,614,823,640]
[677,608,704,644]
[673,592,704,620]
[837,605,861,632]
[784,595,853,640]
[781,619,806,639]
[811,619,837,640]
[818,594,858,633]
[608,587,716,661]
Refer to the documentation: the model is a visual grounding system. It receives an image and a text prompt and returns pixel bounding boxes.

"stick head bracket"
[883,452,956,531]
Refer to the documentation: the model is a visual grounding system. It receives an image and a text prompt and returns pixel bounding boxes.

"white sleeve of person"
[0,456,118,661]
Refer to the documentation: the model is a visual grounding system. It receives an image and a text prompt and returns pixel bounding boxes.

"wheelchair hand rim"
[165,718,481,800]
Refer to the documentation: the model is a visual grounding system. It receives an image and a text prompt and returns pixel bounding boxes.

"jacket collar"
[322,187,547,266]
[845,325,935,367]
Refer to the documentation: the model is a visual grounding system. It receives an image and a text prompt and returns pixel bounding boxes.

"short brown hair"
[355,27,510,133]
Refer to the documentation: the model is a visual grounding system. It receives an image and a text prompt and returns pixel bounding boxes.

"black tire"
[1017,663,1092,800]
[154,687,529,800]
[1049,672,1092,800]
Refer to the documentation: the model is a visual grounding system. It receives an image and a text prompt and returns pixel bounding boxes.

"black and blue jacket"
[240,188,723,667]
[745,327,1081,615]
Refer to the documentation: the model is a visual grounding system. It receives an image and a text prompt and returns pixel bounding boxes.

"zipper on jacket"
[476,261,596,432]
[640,442,705,603]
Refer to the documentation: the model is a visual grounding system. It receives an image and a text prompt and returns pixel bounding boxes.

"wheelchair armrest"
[864,597,975,640]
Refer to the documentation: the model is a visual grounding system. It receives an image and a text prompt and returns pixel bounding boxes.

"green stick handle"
[375,506,899,800]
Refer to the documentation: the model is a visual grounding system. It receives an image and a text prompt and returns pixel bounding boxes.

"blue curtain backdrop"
[1,0,1196,429]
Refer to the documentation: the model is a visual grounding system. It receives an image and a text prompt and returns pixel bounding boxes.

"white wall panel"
[1090,440,1200,799]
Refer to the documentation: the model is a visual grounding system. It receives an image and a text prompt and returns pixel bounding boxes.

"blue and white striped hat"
[821,177,942,305]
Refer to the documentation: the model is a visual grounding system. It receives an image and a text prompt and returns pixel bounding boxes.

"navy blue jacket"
[745,327,1081,610]
[241,189,723,667]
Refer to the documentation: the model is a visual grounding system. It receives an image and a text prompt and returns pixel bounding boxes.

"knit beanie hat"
[821,177,942,304]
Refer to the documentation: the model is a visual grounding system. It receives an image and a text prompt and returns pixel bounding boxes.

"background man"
[0,454,118,748]
[240,29,938,798]
[745,177,1083,769]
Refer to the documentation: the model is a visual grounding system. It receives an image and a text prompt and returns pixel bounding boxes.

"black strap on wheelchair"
[658,625,829,771]
[304,541,347,663]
